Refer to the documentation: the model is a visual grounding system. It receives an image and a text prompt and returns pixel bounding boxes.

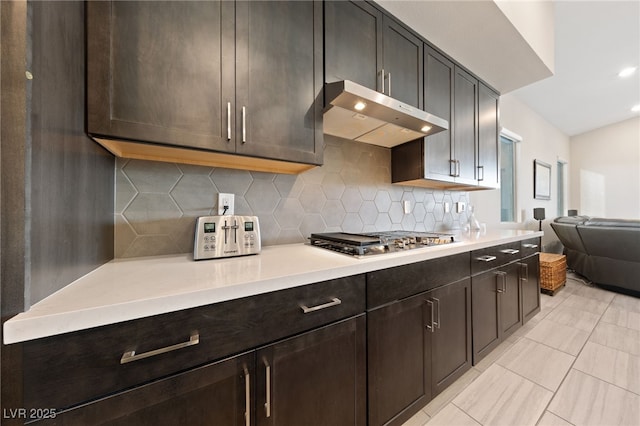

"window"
[557,160,567,216]
[499,129,522,222]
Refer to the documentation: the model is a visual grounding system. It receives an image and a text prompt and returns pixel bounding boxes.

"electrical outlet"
[403,200,411,214]
[217,193,235,215]
[444,202,450,213]
[455,202,466,213]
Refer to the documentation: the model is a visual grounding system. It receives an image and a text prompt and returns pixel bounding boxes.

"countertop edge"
[4,230,542,344]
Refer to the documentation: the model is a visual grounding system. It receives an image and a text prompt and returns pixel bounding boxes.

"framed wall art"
[534,159,551,200]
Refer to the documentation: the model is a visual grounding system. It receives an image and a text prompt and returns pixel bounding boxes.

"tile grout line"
[443,300,565,425]
[429,290,567,425]
[533,276,617,426]
[420,273,637,426]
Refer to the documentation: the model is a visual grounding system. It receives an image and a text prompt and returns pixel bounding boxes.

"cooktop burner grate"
[309,231,456,257]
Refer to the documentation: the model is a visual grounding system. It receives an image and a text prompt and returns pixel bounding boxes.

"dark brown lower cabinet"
[256,315,366,426]
[368,278,471,426]
[472,262,523,364]
[520,254,541,323]
[35,316,365,426]
[430,279,473,396]
[501,262,523,337]
[38,351,255,426]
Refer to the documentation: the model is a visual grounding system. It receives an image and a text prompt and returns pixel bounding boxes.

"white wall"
[569,117,640,219]
[495,0,555,75]
[470,94,571,250]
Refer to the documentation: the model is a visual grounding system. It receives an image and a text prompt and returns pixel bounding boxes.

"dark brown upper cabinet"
[393,46,456,187]
[324,1,423,109]
[453,66,479,186]
[324,1,382,91]
[477,82,500,189]
[87,1,323,174]
[392,46,500,190]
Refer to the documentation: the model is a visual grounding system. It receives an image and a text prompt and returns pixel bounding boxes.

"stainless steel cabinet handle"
[500,249,520,255]
[449,159,457,177]
[120,333,199,364]
[432,297,441,329]
[478,165,484,181]
[425,299,435,332]
[519,262,529,282]
[449,159,461,177]
[494,271,507,293]
[300,297,341,314]
[476,255,497,262]
[244,366,251,426]
[522,243,539,249]
[387,72,391,96]
[227,102,231,141]
[381,68,385,94]
[241,106,247,143]
[264,358,271,418]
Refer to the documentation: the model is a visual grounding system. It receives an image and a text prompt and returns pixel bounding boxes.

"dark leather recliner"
[550,216,640,297]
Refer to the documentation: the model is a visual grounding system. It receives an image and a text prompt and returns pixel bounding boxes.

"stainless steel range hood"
[323,80,448,148]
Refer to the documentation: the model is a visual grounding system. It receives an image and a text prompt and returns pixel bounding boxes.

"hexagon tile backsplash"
[115,137,470,258]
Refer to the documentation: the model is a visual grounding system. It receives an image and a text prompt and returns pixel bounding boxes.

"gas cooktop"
[309,231,456,257]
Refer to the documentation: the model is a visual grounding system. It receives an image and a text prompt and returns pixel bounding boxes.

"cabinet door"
[368,295,431,425]
[256,316,366,426]
[324,0,382,91]
[382,16,423,108]
[429,278,472,396]
[500,263,523,337]
[43,352,254,426]
[87,1,235,152]
[471,270,501,364]
[453,66,478,185]
[423,45,455,183]
[478,83,500,189]
[235,0,323,165]
[520,254,541,324]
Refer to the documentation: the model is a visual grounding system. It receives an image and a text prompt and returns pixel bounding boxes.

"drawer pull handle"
[500,249,520,255]
[476,255,497,262]
[120,333,199,364]
[300,297,342,314]
[522,243,538,249]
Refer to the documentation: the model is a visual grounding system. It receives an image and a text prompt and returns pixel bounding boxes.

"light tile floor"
[403,272,640,426]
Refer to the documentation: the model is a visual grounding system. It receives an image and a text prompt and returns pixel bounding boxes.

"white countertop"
[3,229,542,344]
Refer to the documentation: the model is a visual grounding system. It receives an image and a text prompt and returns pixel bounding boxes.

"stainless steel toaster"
[193,215,261,260]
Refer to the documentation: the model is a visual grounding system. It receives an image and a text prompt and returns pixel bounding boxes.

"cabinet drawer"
[520,237,541,258]
[367,253,470,308]
[471,242,521,275]
[23,274,365,412]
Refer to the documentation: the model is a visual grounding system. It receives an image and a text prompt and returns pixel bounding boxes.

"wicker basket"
[539,253,567,295]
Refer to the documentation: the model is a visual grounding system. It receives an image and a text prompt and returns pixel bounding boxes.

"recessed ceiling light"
[354,101,366,111]
[632,104,640,113]
[618,67,637,78]
[420,125,432,133]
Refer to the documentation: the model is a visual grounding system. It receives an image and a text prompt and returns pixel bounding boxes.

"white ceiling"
[377,0,640,137]
[512,0,640,136]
